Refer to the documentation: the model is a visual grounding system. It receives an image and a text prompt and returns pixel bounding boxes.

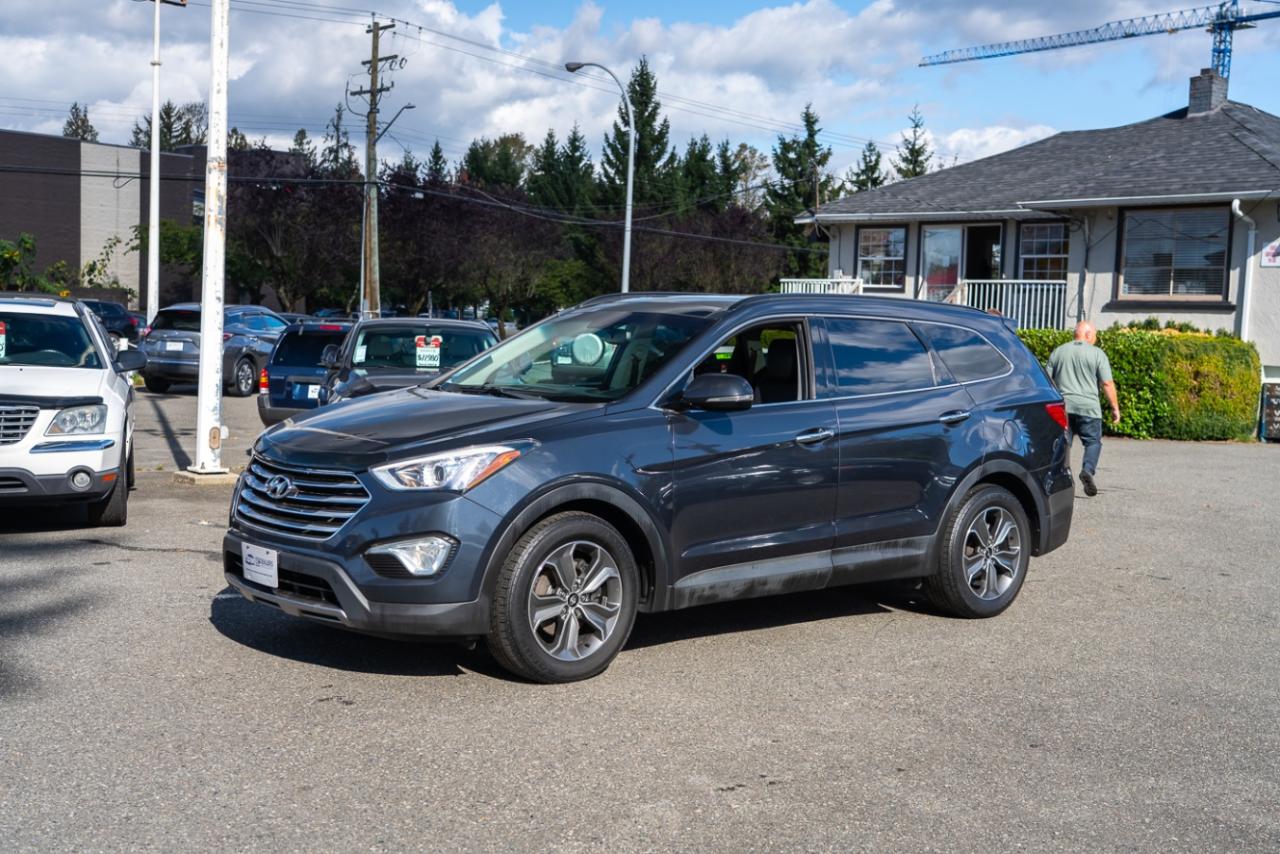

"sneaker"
[1079,471,1097,497]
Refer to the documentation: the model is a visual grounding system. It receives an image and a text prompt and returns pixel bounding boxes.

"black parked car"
[140,303,288,395]
[82,299,141,345]
[224,293,1074,683]
[318,317,498,404]
[258,320,353,426]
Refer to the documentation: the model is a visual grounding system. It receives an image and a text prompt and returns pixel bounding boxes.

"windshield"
[443,307,712,401]
[0,312,103,369]
[350,325,497,374]
[151,309,200,332]
[272,329,349,366]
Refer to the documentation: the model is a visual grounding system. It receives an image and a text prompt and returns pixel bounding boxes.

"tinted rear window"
[916,323,1010,383]
[272,329,348,366]
[85,300,127,317]
[152,310,201,332]
[822,317,935,396]
[352,325,497,373]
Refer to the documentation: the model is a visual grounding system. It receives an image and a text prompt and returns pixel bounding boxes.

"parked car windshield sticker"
[354,344,366,363]
[0,320,6,359]
[416,335,442,369]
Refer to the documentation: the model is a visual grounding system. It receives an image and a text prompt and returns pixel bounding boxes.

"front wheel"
[87,459,130,527]
[924,485,1030,618]
[229,357,255,397]
[487,512,639,683]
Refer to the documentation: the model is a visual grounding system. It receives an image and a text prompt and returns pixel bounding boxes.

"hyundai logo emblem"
[264,474,293,500]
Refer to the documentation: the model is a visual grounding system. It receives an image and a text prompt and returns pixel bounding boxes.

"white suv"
[0,293,146,526]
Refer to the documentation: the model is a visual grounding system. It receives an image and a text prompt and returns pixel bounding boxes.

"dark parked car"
[224,293,1074,683]
[139,303,288,395]
[257,320,353,427]
[82,299,141,345]
[318,317,498,404]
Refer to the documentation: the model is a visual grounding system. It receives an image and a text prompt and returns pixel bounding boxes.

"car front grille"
[0,404,39,446]
[235,455,370,541]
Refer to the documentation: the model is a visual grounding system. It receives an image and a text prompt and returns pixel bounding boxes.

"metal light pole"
[190,0,229,475]
[145,1,187,323]
[565,61,633,293]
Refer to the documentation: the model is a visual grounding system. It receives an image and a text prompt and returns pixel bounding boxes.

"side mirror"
[320,344,340,369]
[115,349,147,374]
[680,372,754,412]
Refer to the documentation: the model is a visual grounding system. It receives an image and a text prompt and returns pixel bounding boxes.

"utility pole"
[145,0,187,324]
[350,19,394,318]
[190,0,229,476]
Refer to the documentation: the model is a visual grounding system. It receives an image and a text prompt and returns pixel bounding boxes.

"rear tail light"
[1045,401,1068,430]
[222,332,233,342]
[317,324,344,331]
[259,368,269,393]
[141,325,151,338]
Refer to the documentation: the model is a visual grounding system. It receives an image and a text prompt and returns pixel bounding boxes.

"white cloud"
[932,124,1058,165]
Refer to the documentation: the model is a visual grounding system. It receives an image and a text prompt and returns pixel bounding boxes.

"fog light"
[367,536,454,577]
[69,470,93,491]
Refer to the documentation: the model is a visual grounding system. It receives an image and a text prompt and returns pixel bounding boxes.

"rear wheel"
[487,512,639,683]
[143,376,171,394]
[925,485,1030,618]
[229,357,255,397]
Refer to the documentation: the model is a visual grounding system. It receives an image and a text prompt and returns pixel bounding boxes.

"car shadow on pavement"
[0,504,93,533]
[208,588,503,678]
[626,583,906,650]
[141,392,194,469]
[0,568,93,699]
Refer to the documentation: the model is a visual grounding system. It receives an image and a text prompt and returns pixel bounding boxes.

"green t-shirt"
[1047,340,1112,419]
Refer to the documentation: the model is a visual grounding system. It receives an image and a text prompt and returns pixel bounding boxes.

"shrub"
[1017,328,1260,441]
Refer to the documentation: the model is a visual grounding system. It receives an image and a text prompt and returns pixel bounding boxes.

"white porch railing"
[946,280,1069,329]
[779,277,863,295]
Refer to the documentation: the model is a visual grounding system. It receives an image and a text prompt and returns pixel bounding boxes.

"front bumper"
[0,466,117,503]
[222,529,490,638]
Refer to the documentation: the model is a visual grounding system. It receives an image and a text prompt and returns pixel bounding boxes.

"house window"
[1019,222,1069,280]
[1120,207,1229,299]
[856,227,906,289]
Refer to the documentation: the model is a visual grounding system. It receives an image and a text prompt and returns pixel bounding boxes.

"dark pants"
[1067,414,1103,476]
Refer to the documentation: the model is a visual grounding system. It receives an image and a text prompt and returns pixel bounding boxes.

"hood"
[0,366,106,403]
[257,386,597,469]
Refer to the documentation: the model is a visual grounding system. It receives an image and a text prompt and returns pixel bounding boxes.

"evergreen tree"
[130,100,206,151]
[846,140,887,192]
[460,134,530,189]
[677,135,718,214]
[425,140,449,185]
[600,57,674,208]
[715,140,746,210]
[228,127,250,151]
[558,125,595,215]
[764,104,836,277]
[527,130,561,208]
[892,106,932,179]
[318,105,360,178]
[63,103,98,142]
[289,129,317,170]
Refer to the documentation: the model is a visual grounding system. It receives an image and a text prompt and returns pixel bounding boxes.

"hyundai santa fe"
[224,293,1074,683]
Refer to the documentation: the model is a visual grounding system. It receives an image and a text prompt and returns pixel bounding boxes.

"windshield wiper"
[450,379,543,399]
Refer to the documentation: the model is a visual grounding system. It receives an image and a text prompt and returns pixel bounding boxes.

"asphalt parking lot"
[2,388,1278,851]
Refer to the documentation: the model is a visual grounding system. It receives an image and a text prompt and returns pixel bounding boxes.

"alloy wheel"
[963,506,1021,600]
[527,540,623,662]
[236,361,253,395]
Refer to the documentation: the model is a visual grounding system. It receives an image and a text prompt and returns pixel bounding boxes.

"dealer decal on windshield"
[0,320,6,359]
[415,335,442,369]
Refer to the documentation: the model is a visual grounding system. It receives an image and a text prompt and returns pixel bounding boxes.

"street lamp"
[565,61,633,293]
[145,0,189,324]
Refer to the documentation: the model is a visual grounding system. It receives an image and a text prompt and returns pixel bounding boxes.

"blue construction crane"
[920,1,1280,79]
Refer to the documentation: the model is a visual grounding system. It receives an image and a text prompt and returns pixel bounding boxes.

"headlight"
[46,405,108,436]
[371,444,524,492]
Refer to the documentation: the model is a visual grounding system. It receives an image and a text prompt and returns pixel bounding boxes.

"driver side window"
[694,321,807,405]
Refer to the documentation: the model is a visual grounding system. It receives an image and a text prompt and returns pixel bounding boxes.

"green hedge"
[1017,328,1261,441]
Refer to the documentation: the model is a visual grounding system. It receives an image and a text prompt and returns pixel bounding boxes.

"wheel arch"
[947,459,1050,557]
[476,478,671,611]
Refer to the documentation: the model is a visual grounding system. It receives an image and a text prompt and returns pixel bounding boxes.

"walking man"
[1047,321,1121,496]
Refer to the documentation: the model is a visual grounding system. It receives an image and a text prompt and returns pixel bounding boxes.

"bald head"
[1074,321,1097,344]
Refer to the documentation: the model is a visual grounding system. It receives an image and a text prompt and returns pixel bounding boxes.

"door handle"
[795,428,834,445]
[939,410,971,425]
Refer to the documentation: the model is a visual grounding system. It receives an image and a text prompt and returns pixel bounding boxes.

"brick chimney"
[1189,68,1228,114]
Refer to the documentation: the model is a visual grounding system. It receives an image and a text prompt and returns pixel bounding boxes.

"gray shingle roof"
[812,101,1280,222]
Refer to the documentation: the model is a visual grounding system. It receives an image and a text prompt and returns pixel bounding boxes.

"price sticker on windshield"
[415,335,442,369]
[0,320,6,359]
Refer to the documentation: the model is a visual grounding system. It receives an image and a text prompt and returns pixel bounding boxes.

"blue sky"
[1,1,1277,175]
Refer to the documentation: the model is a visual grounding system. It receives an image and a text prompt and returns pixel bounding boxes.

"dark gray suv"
[140,304,288,395]
[224,293,1074,682]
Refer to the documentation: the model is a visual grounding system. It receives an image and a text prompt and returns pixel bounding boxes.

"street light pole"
[565,61,633,293]
[144,1,188,323]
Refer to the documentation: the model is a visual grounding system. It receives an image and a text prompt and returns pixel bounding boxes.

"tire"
[487,512,639,683]
[229,357,255,397]
[924,485,1031,618]
[143,376,171,394]
[87,463,129,528]
[127,443,136,490]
